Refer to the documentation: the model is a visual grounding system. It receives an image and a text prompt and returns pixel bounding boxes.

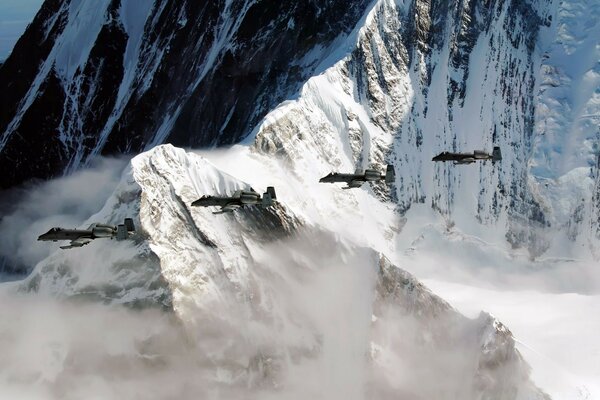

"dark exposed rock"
[0,67,67,184]
[0,0,372,189]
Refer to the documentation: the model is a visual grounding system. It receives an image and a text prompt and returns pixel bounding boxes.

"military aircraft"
[38,218,135,249]
[432,146,502,165]
[191,187,277,214]
[319,165,395,189]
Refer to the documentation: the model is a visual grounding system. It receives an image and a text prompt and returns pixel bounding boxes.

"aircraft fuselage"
[37,226,115,242]
[432,147,502,164]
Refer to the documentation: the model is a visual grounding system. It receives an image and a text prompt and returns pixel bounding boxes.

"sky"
[0,0,44,61]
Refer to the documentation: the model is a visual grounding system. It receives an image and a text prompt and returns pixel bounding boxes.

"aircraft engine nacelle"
[240,193,260,204]
[364,169,381,181]
[92,226,114,238]
[492,146,502,162]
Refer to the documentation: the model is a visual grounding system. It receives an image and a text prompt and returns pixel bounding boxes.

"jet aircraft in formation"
[38,218,135,249]
[319,165,395,189]
[191,186,277,214]
[39,143,502,250]
[432,146,502,165]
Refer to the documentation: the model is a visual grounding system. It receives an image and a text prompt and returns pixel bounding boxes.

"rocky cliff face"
[0,0,371,188]
[253,0,599,257]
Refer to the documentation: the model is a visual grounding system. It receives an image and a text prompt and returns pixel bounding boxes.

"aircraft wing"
[319,173,355,184]
[191,196,232,207]
[343,180,365,189]
[60,237,93,250]
[432,152,451,161]
[454,158,476,165]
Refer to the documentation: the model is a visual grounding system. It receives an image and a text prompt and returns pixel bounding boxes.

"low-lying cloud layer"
[398,221,600,295]
[0,233,379,400]
[0,157,128,276]
[0,230,543,400]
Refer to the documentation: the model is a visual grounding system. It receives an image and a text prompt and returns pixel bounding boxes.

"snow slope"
[250,0,600,258]
[425,280,600,400]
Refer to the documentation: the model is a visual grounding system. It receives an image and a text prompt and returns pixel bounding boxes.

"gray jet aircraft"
[191,187,277,214]
[319,165,395,189]
[432,146,502,165]
[38,218,135,249]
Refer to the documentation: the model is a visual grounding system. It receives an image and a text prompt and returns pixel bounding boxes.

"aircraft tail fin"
[124,218,135,232]
[492,146,502,162]
[385,165,395,184]
[262,187,277,207]
[116,224,128,241]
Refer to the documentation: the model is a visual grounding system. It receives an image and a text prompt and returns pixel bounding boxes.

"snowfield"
[424,281,600,400]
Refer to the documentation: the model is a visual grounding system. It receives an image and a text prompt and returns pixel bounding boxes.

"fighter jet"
[38,218,135,249]
[191,187,277,214]
[432,146,502,165]
[319,165,395,189]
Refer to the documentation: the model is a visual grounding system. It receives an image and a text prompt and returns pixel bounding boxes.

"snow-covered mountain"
[9,144,547,399]
[1,0,598,258]
[0,0,372,188]
[250,0,600,258]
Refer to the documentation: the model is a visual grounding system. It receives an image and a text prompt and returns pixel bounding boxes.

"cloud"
[423,280,600,399]
[0,231,378,400]
[0,229,538,400]
[398,224,600,295]
[0,157,129,276]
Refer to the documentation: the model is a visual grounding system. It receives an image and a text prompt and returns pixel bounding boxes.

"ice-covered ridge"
[251,0,600,258]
